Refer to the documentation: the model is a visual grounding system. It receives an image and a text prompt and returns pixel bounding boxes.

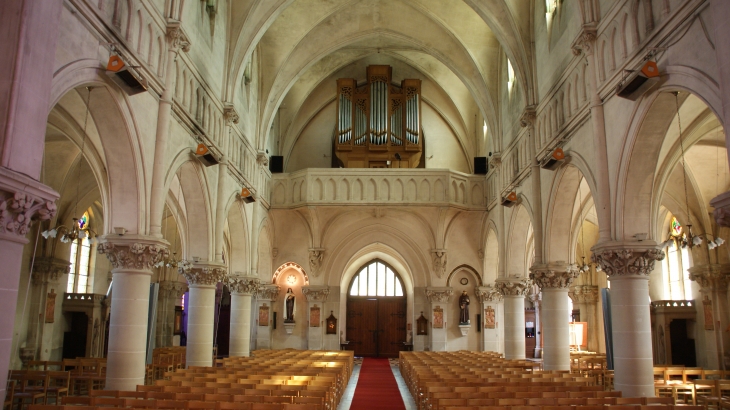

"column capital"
[227,275,260,295]
[689,263,730,292]
[431,249,447,278]
[425,287,453,303]
[571,23,597,56]
[590,241,664,277]
[166,19,190,52]
[257,284,280,301]
[0,167,58,240]
[529,262,580,289]
[494,277,531,296]
[179,262,227,286]
[31,256,70,286]
[520,105,537,128]
[302,285,330,302]
[308,248,325,277]
[475,285,503,303]
[97,235,170,271]
[569,285,599,303]
[159,280,188,299]
[223,103,240,125]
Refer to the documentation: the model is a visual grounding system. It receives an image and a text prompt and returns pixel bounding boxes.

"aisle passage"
[349,358,407,410]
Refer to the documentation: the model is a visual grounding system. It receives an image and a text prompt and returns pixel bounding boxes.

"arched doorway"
[346,260,406,357]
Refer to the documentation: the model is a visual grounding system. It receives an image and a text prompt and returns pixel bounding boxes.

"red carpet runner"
[349,358,406,410]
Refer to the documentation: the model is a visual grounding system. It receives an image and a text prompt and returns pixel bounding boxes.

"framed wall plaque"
[259,303,270,326]
[310,304,321,327]
[433,306,444,329]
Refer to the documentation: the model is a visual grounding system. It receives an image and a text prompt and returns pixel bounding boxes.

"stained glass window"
[670,217,682,238]
[66,211,94,293]
[349,261,404,297]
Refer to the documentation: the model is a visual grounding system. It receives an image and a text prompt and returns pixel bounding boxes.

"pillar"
[302,286,330,350]
[709,1,730,161]
[592,243,664,397]
[476,286,503,353]
[156,280,187,348]
[97,237,169,391]
[179,263,226,367]
[149,23,190,237]
[255,285,280,350]
[569,285,600,352]
[689,264,730,369]
[529,292,542,358]
[530,262,580,370]
[227,275,259,357]
[425,287,454,351]
[495,279,530,360]
[27,257,69,361]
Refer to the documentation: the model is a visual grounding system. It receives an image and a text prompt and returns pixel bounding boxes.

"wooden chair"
[4,380,15,410]
[13,373,47,410]
[45,371,70,405]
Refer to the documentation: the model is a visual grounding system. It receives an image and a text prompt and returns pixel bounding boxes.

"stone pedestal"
[425,287,453,351]
[302,286,330,350]
[179,263,226,367]
[227,275,259,357]
[530,262,580,370]
[476,286,503,353]
[495,279,530,360]
[255,285,280,349]
[98,236,169,391]
[593,242,664,397]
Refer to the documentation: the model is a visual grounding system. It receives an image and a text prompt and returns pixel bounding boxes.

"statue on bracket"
[459,290,470,324]
[284,288,296,323]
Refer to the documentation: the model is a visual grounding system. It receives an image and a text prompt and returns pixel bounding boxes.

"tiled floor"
[337,359,417,410]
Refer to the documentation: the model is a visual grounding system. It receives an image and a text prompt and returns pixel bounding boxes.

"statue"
[459,291,470,324]
[284,288,295,323]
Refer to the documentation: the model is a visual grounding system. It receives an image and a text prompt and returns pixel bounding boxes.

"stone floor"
[337,358,417,410]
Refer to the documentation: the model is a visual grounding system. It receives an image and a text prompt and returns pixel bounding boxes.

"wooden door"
[346,297,405,357]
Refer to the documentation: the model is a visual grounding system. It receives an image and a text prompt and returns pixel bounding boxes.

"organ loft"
[335,66,423,168]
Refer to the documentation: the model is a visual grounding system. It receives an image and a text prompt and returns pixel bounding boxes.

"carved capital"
[166,20,190,52]
[227,275,260,295]
[689,264,730,292]
[31,257,71,286]
[302,286,330,302]
[529,262,580,289]
[494,278,531,297]
[179,263,227,286]
[569,285,599,303]
[223,104,240,125]
[520,106,537,128]
[308,248,324,277]
[159,280,188,299]
[475,285,503,303]
[425,287,453,303]
[591,242,664,277]
[256,150,269,167]
[257,284,280,301]
[431,249,447,279]
[0,191,56,238]
[571,24,597,56]
[98,236,170,271]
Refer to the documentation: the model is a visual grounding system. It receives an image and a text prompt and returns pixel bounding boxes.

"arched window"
[661,217,693,300]
[66,213,93,294]
[507,58,515,92]
[349,260,404,297]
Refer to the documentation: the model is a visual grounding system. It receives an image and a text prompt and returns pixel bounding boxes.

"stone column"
[592,243,664,397]
[302,286,330,350]
[97,237,169,391]
[149,23,190,237]
[529,292,542,358]
[179,263,226,367]
[156,280,187,348]
[495,279,530,360]
[709,1,730,164]
[569,285,600,352]
[425,287,454,351]
[255,285,280,349]
[530,263,580,370]
[476,285,503,353]
[689,264,730,369]
[27,257,69,360]
[227,275,259,357]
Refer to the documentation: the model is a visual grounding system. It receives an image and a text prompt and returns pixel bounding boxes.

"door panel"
[347,297,405,357]
[378,298,406,358]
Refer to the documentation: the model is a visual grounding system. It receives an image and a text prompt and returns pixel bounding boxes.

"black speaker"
[477,314,481,332]
[474,157,487,174]
[273,312,277,329]
[269,156,284,173]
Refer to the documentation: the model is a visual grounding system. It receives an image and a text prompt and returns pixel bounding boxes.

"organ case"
[335,65,423,168]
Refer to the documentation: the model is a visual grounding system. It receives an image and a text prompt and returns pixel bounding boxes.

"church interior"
[2,0,730,408]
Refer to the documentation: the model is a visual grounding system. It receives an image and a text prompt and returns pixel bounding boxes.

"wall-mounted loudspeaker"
[106,55,147,95]
[273,312,277,330]
[474,157,488,175]
[239,187,256,204]
[616,60,659,100]
[195,144,219,167]
[269,156,284,173]
[540,148,566,170]
[477,314,481,332]
[501,191,518,207]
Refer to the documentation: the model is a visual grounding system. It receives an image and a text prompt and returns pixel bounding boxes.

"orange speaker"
[616,60,660,100]
[195,143,219,166]
[239,187,255,203]
[541,147,567,170]
[501,191,518,207]
[105,55,147,95]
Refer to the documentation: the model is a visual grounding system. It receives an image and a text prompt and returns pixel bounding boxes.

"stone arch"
[272,261,310,285]
[225,196,250,275]
[446,264,483,287]
[172,159,213,261]
[506,203,533,278]
[483,223,500,284]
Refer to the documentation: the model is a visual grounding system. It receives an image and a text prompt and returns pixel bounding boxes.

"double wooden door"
[346,297,406,358]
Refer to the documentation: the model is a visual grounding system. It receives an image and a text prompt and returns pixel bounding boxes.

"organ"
[335,65,423,168]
